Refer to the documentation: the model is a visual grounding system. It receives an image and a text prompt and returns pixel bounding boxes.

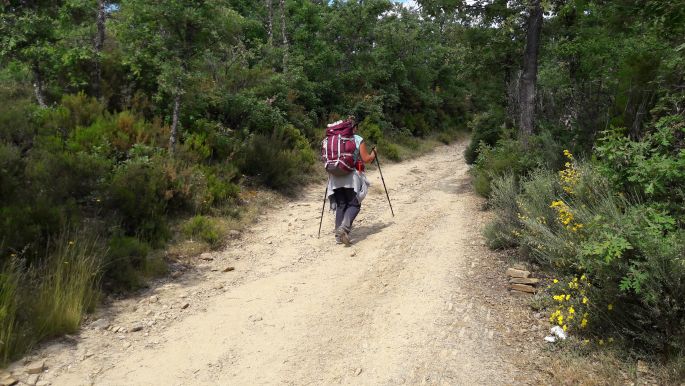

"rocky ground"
[4,141,555,385]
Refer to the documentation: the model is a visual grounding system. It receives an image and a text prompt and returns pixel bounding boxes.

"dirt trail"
[24,141,549,385]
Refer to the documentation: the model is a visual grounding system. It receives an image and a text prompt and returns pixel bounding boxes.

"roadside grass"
[0,260,21,364]
[0,230,103,364]
[33,232,102,339]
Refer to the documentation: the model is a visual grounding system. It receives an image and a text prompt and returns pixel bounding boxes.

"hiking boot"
[339,230,351,246]
[335,226,351,246]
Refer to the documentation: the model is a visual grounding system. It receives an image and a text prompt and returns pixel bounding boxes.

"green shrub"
[108,156,169,243]
[182,215,223,248]
[595,115,685,215]
[465,108,506,164]
[240,133,308,192]
[378,141,400,161]
[104,235,152,291]
[470,138,539,197]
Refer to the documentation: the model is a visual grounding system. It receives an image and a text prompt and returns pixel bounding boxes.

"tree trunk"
[266,0,273,46]
[93,0,106,99]
[169,94,181,155]
[279,0,289,71]
[518,0,543,146]
[32,63,47,108]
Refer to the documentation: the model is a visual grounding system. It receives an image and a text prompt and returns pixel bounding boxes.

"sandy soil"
[18,141,551,385]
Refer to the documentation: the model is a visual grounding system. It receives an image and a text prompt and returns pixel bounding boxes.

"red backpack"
[321,120,357,176]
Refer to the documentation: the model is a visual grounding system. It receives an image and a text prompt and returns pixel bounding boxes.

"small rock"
[25,360,45,374]
[268,240,273,245]
[509,277,540,285]
[355,368,363,376]
[90,318,110,330]
[199,253,214,261]
[26,374,39,386]
[350,251,356,257]
[149,295,159,303]
[637,360,649,374]
[147,320,155,327]
[222,267,235,273]
[180,303,190,310]
[123,342,132,349]
[171,271,183,279]
[130,324,144,332]
[506,268,531,278]
[447,303,454,311]
[0,377,17,386]
[249,315,263,323]
[229,230,240,238]
[36,381,49,386]
[510,284,536,294]
[145,310,154,317]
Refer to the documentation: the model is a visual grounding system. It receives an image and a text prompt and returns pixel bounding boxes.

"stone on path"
[505,268,531,279]
[26,374,39,386]
[0,376,17,386]
[510,284,536,294]
[508,277,540,285]
[90,318,110,330]
[25,361,46,375]
[222,266,235,272]
[130,324,144,332]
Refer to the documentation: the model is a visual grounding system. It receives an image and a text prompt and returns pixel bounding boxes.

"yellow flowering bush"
[549,200,584,232]
[547,275,593,334]
[559,150,580,195]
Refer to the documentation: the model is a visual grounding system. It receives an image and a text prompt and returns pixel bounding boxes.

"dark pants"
[333,188,361,233]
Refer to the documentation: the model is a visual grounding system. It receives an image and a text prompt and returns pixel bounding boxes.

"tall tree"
[0,0,63,107]
[93,0,106,99]
[266,0,273,46]
[116,0,242,154]
[279,0,288,70]
[518,0,542,145]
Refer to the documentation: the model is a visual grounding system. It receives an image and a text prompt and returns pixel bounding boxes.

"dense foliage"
[467,0,685,359]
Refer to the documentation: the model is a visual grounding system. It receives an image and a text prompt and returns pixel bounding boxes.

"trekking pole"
[317,178,329,238]
[373,149,395,217]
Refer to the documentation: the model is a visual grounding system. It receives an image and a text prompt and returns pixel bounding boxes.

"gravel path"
[17,141,549,385]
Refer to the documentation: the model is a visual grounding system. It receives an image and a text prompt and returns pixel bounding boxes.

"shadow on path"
[352,221,393,243]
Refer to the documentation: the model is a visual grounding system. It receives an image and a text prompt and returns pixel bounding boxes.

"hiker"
[322,116,376,245]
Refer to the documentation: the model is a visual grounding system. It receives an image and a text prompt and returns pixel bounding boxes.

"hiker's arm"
[359,142,376,163]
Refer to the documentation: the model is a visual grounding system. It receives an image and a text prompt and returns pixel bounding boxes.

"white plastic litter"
[544,325,568,343]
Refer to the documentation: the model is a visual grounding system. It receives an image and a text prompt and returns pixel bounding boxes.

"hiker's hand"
[371,146,377,161]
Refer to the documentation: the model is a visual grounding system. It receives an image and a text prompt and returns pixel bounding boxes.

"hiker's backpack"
[321,120,357,176]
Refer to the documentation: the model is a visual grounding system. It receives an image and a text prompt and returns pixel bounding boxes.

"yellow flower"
[582,339,590,345]
[565,294,570,301]
[581,318,588,328]
[607,304,614,311]
[599,339,605,345]
[553,279,559,284]
[563,325,568,331]
[557,315,564,325]
[582,297,588,304]
[68,241,75,246]
[568,306,575,314]
[608,337,614,343]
